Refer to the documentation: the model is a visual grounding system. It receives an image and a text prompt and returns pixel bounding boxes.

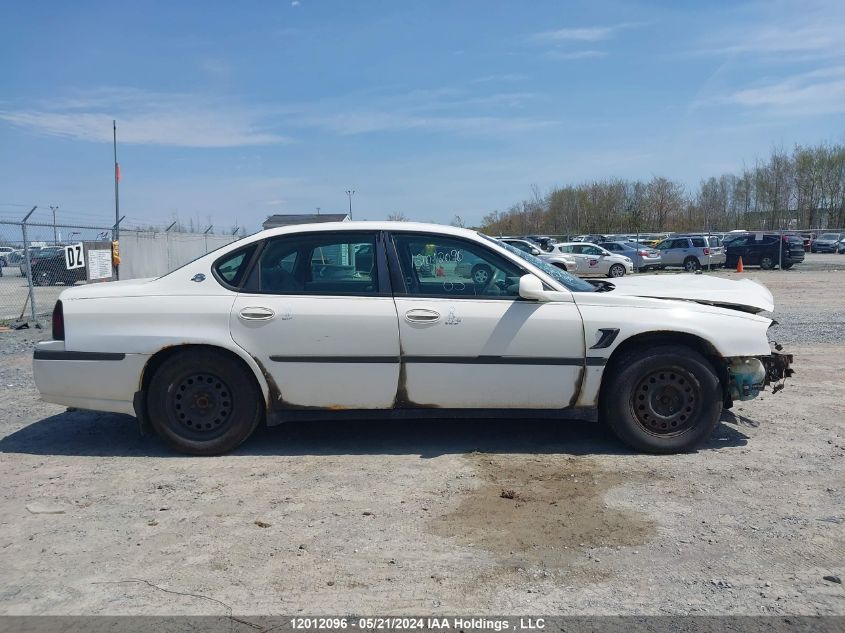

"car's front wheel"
[470,264,492,286]
[147,348,263,455]
[608,263,626,278]
[600,345,722,453]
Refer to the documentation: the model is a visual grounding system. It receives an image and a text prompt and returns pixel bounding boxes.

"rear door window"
[242,232,381,296]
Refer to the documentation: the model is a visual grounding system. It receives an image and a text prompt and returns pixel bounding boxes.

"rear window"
[691,237,706,247]
[707,236,721,246]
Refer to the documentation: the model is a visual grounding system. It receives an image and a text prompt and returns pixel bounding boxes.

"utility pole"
[345,189,355,220]
[50,205,59,244]
[316,207,320,216]
[113,120,120,280]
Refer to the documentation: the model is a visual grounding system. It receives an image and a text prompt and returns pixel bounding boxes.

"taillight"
[703,247,710,255]
[52,300,64,340]
[638,250,649,256]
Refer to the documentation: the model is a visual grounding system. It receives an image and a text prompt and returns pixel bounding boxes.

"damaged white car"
[32,222,792,455]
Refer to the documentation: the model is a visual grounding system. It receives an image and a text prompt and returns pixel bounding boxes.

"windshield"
[819,233,839,240]
[480,234,595,292]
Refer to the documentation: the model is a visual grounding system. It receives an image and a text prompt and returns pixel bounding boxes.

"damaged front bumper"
[725,349,794,404]
[760,350,794,393]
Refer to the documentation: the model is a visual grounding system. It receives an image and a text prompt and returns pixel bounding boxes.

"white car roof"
[245,221,484,245]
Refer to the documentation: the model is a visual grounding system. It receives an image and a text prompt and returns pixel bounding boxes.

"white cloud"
[534,22,641,42]
[0,89,290,147]
[724,66,845,116]
[544,49,607,61]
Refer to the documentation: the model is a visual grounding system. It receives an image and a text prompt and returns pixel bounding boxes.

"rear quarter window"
[213,245,257,288]
[691,238,706,247]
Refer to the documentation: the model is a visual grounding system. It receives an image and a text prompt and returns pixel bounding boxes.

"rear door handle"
[405,308,440,324]
[239,306,275,321]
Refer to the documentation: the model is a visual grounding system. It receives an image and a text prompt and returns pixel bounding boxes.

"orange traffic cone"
[736,256,744,273]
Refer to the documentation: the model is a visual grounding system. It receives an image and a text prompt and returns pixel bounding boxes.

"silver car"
[654,235,726,271]
[598,241,662,270]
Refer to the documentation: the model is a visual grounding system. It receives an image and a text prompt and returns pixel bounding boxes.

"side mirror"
[531,248,541,256]
[519,274,549,301]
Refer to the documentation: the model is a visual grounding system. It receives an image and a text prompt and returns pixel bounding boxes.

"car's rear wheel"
[147,348,263,455]
[683,257,700,272]
[608,263,626,278]
[552,262,570,272]
[760,255,775,270]
[600,345,722,453]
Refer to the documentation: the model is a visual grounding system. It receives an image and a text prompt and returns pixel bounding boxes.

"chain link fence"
[0,220,239,325]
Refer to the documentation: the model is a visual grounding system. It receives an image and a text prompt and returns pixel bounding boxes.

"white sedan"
[33,222,792,455]
[544,242,633,277]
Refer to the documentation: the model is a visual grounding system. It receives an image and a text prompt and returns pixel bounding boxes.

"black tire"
[600,345,722,453]
[552,262,570,272]
[760,255,775,270]
[782,263,794,270]
[0,257,6,267]
[147,348,263,455]
[470,264,493,286]
[683,257,700,272]
[607,263,626,278]
[39,271,56,286]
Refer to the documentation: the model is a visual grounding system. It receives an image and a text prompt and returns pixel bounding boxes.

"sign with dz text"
[64,243,85,270]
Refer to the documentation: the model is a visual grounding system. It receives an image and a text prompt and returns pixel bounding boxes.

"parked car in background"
[547,242,633,277]
[23,246,88,286]
[525,235,557,251]
[838,238,845,254]
[653,235,725,271]
[33,220,793,456]
[810,232,843,253]
[598,241,662,270]
[0,246,14,267]
[499,238,542,256]
[722,232,805,270]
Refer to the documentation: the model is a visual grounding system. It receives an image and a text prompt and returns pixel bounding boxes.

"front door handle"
[239,306,275,321]
[405,308,440,324]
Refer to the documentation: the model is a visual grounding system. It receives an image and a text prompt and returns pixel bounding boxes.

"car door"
[228,231,401,410]
[658,238,685,266]
[578,244,607,273]
[388,232,585,409]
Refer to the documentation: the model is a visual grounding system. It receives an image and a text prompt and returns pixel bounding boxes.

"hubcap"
[631,369,697,435]
[171,372,233,436]
[611,265,624,277]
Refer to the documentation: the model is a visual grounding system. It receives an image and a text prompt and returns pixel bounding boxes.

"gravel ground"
[0,269,842,616]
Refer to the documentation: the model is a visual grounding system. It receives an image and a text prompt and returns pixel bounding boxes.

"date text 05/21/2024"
[289,617,546,631]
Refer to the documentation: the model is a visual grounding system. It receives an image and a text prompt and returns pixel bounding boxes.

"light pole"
[345,189,355,220]
[50,205,59,244]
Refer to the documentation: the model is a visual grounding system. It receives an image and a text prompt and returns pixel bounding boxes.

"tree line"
[479,141,845,236]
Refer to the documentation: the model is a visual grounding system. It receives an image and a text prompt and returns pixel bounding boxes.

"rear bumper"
[32,341,148,415]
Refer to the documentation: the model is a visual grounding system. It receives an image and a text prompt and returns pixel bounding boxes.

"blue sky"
[1,0,844,231]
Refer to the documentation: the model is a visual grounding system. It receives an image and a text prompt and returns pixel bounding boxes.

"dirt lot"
[0,267,843,615]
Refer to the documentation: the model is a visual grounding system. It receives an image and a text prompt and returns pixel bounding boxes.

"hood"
[606,275,774,313]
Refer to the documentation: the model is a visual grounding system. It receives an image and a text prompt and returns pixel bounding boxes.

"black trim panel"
[590,328,620,350]
[268,354,604,366]
[33,350,126,361]
[270,355,400,363]
[403,355,582,366]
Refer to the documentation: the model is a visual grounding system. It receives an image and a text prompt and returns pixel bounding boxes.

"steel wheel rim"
[169,372,234,440]
[630,368,698,436]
